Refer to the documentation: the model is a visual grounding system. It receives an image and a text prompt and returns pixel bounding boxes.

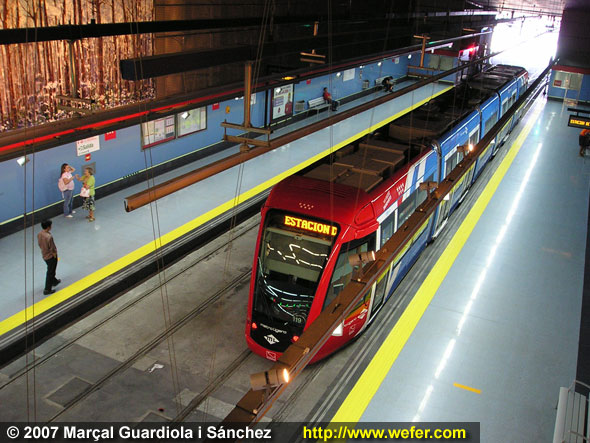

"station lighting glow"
[490,17,558,72]
[16,156,29,166]
[250,368,290,391]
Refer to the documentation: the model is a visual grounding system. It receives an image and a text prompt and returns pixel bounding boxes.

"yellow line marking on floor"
[0,85,452,338]
[331,99,544,423]
[453,383,482,394]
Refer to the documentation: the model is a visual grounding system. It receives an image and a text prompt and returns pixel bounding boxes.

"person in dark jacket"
[38,219,60,295]
[381,76,394,92]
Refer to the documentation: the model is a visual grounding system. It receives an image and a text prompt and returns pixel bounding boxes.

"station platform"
[322,96,589,440]
[0,78,452,360]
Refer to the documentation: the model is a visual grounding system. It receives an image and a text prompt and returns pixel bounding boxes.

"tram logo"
[383,190,392,210]
[395,183,405,196]
[264,334,279,345]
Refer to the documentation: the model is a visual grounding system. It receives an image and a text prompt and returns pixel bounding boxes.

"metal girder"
[224,135,270,148]
[0,16,333,45]
[123,49,502,212]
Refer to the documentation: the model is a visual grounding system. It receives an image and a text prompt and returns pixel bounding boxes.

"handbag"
[80,187,90,198]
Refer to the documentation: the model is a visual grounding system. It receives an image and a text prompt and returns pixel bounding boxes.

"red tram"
[245,64,527,363]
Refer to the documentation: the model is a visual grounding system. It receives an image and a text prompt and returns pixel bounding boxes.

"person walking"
[76,167,96,222]
[38,219,60,295]
[58,163,76,218]
[579,128,590,157]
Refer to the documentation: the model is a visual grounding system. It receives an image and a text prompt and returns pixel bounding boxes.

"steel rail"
[124,48,501,212]
[216,59,554,431]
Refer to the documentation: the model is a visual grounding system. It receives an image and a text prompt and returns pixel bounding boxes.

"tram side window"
[445,151,459,177]
[502,100,508,116]
[416,173,434,208]
[398,193,416,228]
[324,233,376,310]
[469,129,479,147]
[484,115,497,136]
[380,210,397,248]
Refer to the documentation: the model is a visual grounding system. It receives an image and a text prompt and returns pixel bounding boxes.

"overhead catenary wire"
[132,15,183,416]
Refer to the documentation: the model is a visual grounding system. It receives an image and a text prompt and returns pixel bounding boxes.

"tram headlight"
[250,368,290,390]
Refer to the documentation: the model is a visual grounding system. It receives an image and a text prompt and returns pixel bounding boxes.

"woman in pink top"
[59,163,76,217]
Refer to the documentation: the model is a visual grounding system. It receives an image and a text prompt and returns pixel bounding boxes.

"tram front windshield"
[253,211,338,328]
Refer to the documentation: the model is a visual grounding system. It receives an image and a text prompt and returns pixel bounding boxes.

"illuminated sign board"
[568,115,590,129]
[284,216,337,236]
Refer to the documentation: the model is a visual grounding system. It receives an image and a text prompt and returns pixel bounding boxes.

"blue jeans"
[63,189,74,215]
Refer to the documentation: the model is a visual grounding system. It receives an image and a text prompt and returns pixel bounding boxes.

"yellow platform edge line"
[0,86,452,337]
[453,382,482,394]
[330,100,544,423]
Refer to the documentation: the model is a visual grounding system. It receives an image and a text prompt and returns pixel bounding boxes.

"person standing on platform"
[76,167,96,222]
[58,163,76,218]
[38,219,60,295]
[579,128,590,157]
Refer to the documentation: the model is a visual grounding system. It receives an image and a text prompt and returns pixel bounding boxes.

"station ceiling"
[472,0,576,16]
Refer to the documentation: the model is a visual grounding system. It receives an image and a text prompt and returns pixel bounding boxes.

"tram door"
[371,208,397,318]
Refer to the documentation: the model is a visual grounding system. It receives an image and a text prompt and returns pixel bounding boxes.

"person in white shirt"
[58,163,76,218]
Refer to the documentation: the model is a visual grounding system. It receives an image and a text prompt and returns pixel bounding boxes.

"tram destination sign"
[568,115,590,129]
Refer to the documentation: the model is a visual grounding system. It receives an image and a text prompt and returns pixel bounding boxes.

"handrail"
[553,380,590,443]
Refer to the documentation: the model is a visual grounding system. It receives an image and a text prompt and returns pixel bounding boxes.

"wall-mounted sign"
[104,131,116,141]
[76,135,100,156]
[568,115,590,129]
[272,84,293,121]
[343,68,355,82]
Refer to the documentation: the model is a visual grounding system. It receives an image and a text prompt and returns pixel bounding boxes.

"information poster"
[343,68,355,82]
[76,135,100,156]
[272,84,293,121]
[142,116,175,148]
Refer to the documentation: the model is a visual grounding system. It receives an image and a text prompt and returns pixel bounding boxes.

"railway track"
[0,217,260,422]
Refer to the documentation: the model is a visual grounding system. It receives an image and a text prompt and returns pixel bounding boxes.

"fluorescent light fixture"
[377,62,382,67]
[408,54,412,59]
[16,156,29,166]
[359,65,364,69]
[180,111,190,119]
[336,72,342,77]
